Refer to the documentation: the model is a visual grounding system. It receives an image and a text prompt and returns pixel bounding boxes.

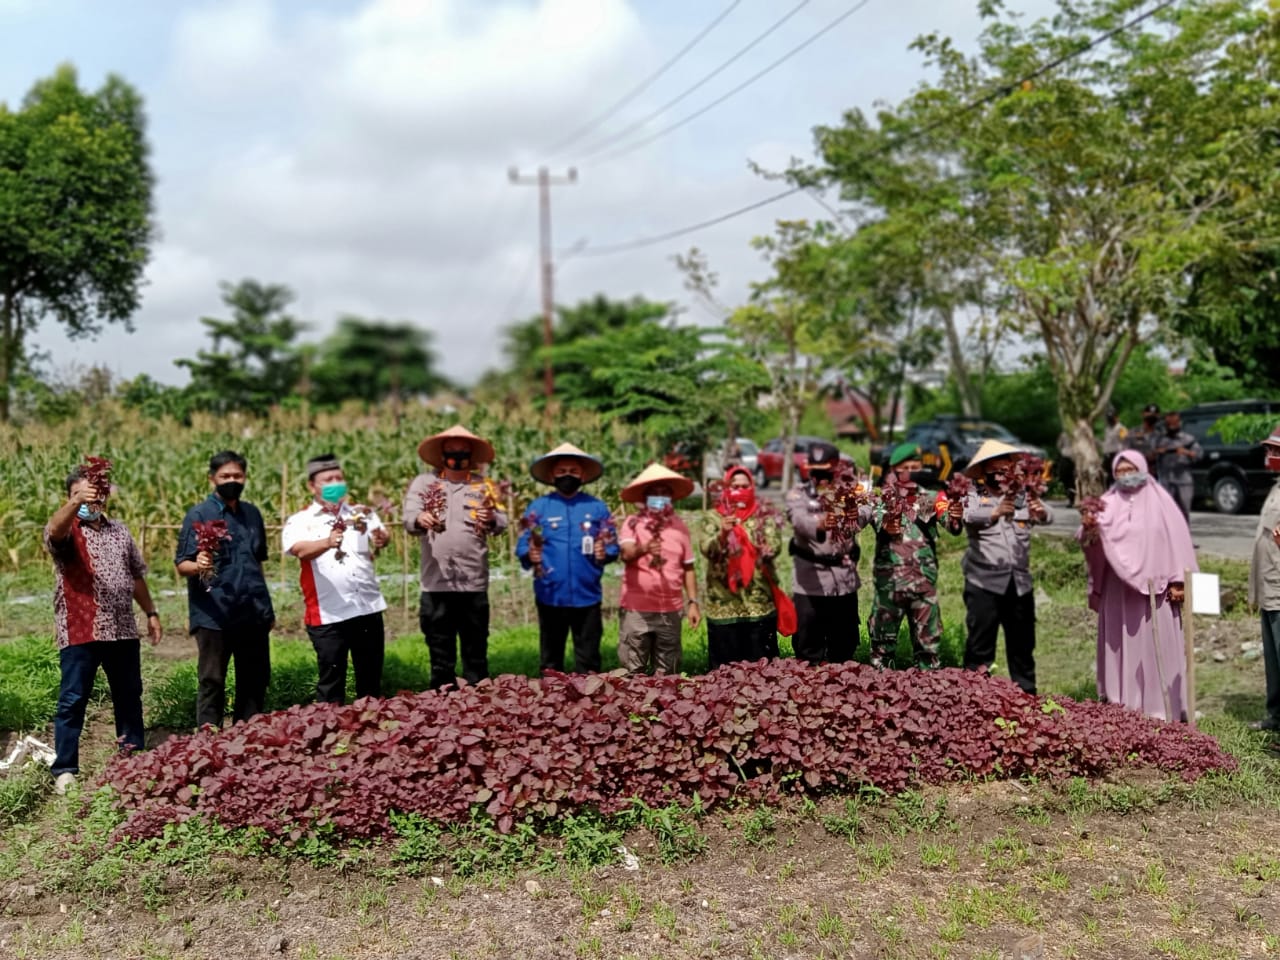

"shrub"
[102,660,1235,845]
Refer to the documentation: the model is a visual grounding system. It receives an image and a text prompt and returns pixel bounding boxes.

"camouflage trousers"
[868,580,942,669]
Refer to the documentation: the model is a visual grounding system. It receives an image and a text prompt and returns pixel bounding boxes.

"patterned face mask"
[1116,472,1148,490]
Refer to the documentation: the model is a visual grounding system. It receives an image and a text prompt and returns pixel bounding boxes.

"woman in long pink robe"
[1077,450,1198,721]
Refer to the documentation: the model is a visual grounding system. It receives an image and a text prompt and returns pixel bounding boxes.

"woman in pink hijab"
[1077,450,1197,721]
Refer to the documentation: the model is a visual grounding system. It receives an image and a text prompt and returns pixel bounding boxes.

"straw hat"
[417,425,495,469]
[620,463,695,503]
[964,439,1023,476]
[530,442,603,485]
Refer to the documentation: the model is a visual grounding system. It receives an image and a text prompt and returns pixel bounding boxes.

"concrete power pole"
[508,166,577,399]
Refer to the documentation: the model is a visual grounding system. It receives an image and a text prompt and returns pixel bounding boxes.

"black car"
[1181,399,1279,514]
[870,415,1049,486]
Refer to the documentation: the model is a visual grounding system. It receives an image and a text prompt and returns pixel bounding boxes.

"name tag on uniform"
[581,519,594,555]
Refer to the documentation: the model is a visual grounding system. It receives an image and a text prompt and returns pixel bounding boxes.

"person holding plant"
[616,463,700,675]
[785,442,868,665]
[1247,424,1280,740]
[176,451,275,729]
[945,440,1052,694]
[517,443,619,674]
[402,425,507,689]
[1078,450,1197,721]
[699,465,786,670]
[283,453,391,704]
[868,444,945,671]
[44,463,163,795]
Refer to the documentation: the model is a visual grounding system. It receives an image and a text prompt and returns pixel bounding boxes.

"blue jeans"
[52,639,144,776]
[1262,610,1280,725]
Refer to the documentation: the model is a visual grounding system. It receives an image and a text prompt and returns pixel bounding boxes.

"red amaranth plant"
[191,520,232,588]
[82,456,113,501]
[320,502,348,563]
[816,463,871,547]
[996,455,1049,498]
[520,512,548,578]
[99,660,1237,846]
[1079,496,1107,546]
[420,483,447,532]
[640,503,675,567]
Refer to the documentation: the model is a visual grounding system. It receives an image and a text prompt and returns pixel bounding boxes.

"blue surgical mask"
[320,482,348,504]
[77,504,102,521]
[1116,472,1148,490]
[646,495,672,511]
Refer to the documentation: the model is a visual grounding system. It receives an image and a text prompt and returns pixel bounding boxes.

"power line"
[586,0,877,164]
[575,0,815,160]
[546,0,743,155]
[579,0,1179,258]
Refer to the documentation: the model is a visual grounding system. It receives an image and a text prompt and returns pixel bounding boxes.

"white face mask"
[1116,471,1148,490]
[645,495,672,511]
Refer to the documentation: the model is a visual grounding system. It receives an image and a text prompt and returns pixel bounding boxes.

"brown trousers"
[618,609,683,675]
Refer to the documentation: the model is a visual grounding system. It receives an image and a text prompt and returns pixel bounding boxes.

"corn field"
[0,401,657,572]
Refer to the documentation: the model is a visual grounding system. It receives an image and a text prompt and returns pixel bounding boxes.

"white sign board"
[1191,572,1221,616]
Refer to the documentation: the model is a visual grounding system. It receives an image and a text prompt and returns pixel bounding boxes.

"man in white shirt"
[283,453,390,704]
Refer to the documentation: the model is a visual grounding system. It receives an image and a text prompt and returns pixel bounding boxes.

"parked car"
[662,441,701,479]
[869,415,1049,486]
[1181,399,1280,514]
[702,438,759,481]
[755,435,853,488]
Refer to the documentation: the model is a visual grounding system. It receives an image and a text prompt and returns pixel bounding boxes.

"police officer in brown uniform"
[945,440,1052,694]
[784,442,868,664]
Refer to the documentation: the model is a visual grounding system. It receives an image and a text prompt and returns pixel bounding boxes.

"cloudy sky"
[1,0,1058,387]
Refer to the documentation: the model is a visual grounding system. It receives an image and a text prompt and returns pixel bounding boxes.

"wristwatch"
[145,611,159,619]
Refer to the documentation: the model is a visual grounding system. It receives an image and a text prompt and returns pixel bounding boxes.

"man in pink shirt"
[616,465,701,674]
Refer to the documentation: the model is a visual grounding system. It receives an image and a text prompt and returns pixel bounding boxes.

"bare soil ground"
[3,774,1279,960]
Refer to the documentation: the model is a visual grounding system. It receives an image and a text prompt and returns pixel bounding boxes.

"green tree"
[310,316,447,408]
[175,279,303,416]
[548,315,768,452]
[808,0,1278,496]
[0,64,155,421]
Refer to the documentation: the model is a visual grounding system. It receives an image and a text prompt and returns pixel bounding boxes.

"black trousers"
[307,611,385,704]
[536,602,603,674]
[53,639,144,776]
[420,591,489,689]
[963,581,1036,694]
[707,614,779,671]
[792,592,860,664]
[194,624,271,729]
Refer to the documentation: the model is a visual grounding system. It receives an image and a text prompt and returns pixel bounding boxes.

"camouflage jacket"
[870,496,940,589]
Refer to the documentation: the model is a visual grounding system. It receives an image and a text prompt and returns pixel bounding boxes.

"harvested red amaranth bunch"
[877,473,920,530]
[817,463,870,546]
[640,503,675,567]
[320,502,348,562]
[1078,496,1107,546]
[520,512,547,578]
[191,520,232,587]
[946,473,972,502]
[420,484,447,532]
[82,456,113,501]
[996,455,1049,498]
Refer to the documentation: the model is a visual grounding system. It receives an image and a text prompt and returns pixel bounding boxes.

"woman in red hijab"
[698,466,784,669]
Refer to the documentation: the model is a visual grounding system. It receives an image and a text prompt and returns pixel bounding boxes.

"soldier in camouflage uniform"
[868,444,945,669]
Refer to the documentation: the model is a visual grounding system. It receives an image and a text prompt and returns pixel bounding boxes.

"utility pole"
[508,166,577,399]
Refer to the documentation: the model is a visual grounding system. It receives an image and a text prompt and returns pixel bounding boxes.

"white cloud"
[30,0,1063,386]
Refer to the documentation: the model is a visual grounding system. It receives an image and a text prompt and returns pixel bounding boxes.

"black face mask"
[908,470,932,486]
[215,481,245,502]
[1166,425,1179,436]
[554,475,583,496]
[809,470,832,488]
[443,451,471,471]
[1143,415,1158,427]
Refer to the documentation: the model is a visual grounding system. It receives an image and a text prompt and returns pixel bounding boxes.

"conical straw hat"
[417,425,495,469]
[530,442,604,485]
[620,463,695,503]
[964,439,1023,476]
